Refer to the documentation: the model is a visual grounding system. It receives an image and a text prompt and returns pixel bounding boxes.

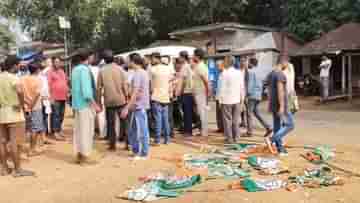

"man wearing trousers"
[96,49,128,151]
[219,56,243,144]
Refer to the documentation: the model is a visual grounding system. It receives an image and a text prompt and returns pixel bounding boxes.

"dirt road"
[0,100,359,203]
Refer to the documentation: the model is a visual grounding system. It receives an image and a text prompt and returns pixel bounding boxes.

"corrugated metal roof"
[169,22,273,36]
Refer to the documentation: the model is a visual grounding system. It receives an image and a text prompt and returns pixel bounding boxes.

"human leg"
[136,110,150,157]
[152,102,163,144]
[194,92,208,136]
[232,103,241,142]
[0,125,10,175]
[182,94,193,136]
[221,104,233,143]
[106,107,118,150]
[161,104,171,144]
[216,100,224,132]
[271,112,294,153]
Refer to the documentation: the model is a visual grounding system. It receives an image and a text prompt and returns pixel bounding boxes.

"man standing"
[215,60,225,133]
[150,53,173,145]
[239,58,248,132]
[247,58,272,137]
[192,48,209,137]
[267,63,295,156]
[20,62,45,156]
[97,50,128,151]
[89,53,106,140]
[0,55,34,177]
[178,51,194,137]
[71,49,98,164]
[48,57,69,140]
[319,56,332,102]
[219,56,242,144]
[121,53,150,160]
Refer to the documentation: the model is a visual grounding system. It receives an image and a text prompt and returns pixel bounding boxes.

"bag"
[289,92,299,113]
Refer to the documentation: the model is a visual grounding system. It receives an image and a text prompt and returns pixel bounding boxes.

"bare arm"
[277,80,286,115]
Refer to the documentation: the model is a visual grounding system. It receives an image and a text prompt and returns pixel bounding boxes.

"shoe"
[0,167,11,176]
[152,142,161,147]
[264,129,273,137]
[108,146,116,152]
[13,169,35,178]
[225,139,234,144]
[132,156,143,161]
[279,149,289,157]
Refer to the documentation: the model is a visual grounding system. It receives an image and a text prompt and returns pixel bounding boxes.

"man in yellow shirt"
[150,52,174,145]
[0,55,35,177]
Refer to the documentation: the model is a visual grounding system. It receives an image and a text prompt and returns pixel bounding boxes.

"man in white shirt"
[219,56,243,144]
[319,56,332,102]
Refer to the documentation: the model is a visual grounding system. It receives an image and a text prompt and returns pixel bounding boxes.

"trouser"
[271,112,295,152]
[173,98,184,130]
[247,99,271,133]
[95,105,106,138]
[216,100,224,132]
[222,103,241,142]
[152,101,171,144]
[42,105,49,135]
[0,122,25,171]
[105,106,126,149]
[168,102,174,136]
[129,109,149,157]
[182,94,194,135]
[50,101,66,133]
[194,91,208,136]
[73,107,96,156]
[320,77,329,101]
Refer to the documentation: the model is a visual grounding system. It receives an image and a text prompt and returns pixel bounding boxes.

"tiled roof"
[296,23,360,56]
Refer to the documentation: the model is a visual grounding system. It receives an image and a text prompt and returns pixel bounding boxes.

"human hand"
[120,107,129,119]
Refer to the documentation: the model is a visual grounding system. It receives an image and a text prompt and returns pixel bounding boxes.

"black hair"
[194,48,205,60]
[115,56,125,66]
[77,48,92,62]
[151,52,161,59]
[3,55,20,72]
[179,51,190,62]
[102,49,114,64]
[249,58,258,67]
[28,62,42,74]
[129,53,143,66]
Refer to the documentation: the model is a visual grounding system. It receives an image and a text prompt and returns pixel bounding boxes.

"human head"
[45,57,53,68]
[129,53,143,69]
[102,49,114,64]
[144,55,152,66]
[3,55,20,73]
[115,56,125,66]
[76,48,92,65]
[322,55,328,61]
[224,56,236,69]
[179,51,190,63]
[28,62,42,75]
[151,52,161,65]
[161,56,170,65]
[239,57,248,69]
[52,57,63,70]
[216,59,225,72]
[249,58,258,69]
[193,48,206,63]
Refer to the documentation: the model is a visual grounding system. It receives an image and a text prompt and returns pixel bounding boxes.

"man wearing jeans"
[267,63,295,156]
[192,48,209,137]
[96,49,128,151]
[247,58,272,137]
[121,53,150,160]
[319,56,332,102]
[48,57,69,140]
[150,52,174,145]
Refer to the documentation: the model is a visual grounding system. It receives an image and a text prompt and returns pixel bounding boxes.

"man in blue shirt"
[71,48,98,164]
[247,58,272,137]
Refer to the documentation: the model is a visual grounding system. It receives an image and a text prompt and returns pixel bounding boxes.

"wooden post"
[348,55,353,101]
[342,55,346,94]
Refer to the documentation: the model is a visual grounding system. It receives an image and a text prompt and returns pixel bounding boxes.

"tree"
[0,24,14,51]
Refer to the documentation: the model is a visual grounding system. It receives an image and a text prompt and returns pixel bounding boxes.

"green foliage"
[1,0,360,52]
[0,24,14,51]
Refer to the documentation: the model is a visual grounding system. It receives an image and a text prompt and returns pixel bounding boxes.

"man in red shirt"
[47,57,69,140]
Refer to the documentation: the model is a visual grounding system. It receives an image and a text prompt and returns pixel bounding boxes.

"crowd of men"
[0,47,297,177]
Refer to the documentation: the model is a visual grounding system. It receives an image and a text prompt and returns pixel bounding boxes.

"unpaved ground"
[1,100,360,203]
